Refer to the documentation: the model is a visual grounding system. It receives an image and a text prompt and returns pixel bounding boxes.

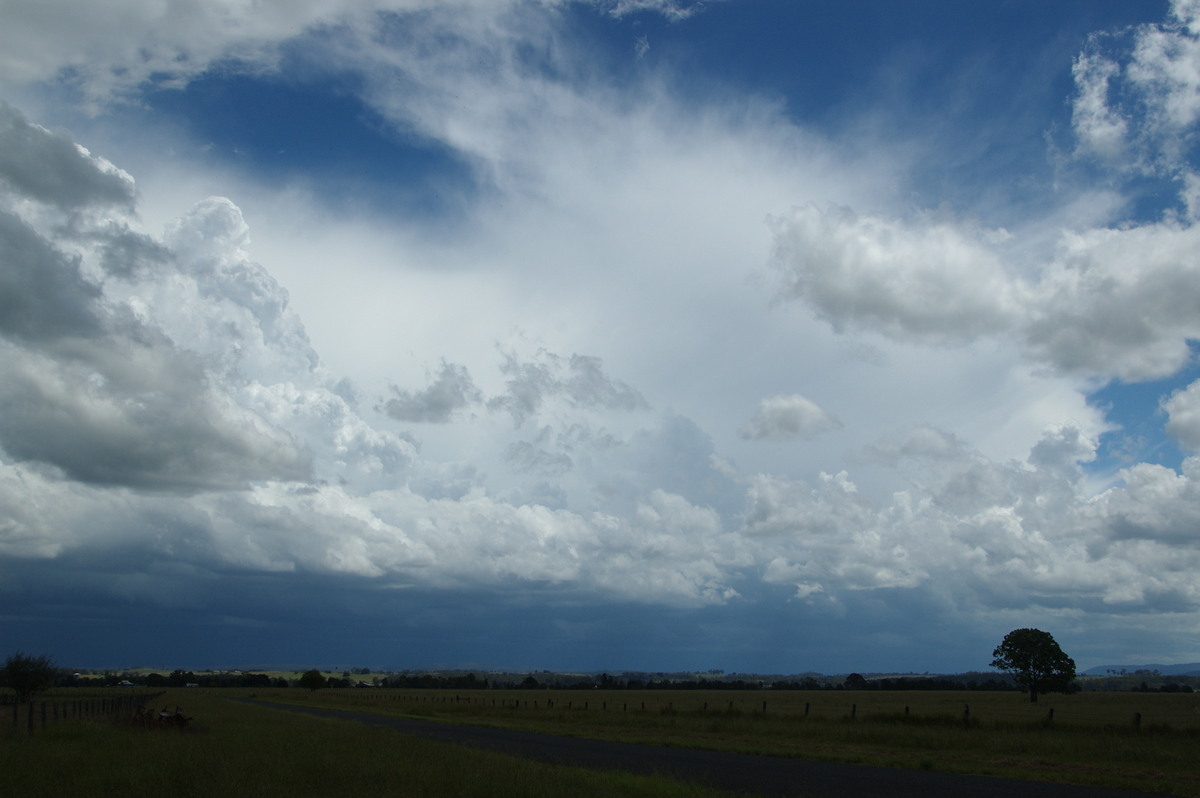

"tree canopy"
[1,652,57,702]
[298,669,327,691]
[990,628,1076,702]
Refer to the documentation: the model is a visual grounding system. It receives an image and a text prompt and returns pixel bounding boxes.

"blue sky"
[3,0,1200,675]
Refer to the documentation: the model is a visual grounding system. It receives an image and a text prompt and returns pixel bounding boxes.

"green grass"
[0,691,736,798]
[259,688,1200,796]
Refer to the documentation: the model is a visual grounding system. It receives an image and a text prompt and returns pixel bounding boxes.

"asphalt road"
[233,699,1178,798]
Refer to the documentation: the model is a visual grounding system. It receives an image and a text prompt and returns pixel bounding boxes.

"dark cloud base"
[2,558,999,674]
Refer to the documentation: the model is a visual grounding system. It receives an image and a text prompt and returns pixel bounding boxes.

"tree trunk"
[1029,681,1039,703]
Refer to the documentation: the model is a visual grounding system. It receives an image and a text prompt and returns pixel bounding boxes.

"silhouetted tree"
[298,669,327,691]
[843,673,868,690]
[1,652,56,702]
[991,628,1076,703]
[168,669,197,687]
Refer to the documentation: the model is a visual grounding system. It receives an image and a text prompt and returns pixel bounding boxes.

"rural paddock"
[237,697,1187,798]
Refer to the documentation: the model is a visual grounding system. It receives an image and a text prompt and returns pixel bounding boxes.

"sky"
[2,0,1200,675]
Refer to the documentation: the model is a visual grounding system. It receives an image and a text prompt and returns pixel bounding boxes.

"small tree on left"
[1,652,57,703]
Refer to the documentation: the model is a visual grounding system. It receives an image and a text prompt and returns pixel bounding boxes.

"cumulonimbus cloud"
[0,102,313,492]
[4,0,1200,667]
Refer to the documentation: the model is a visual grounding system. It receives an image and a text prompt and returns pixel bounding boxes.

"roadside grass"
[0,690,734,798]
[261,688,1200,797]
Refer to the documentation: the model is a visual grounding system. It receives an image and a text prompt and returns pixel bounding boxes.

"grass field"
[259,688,1200,796]
[0,690,735,798]
[5,687,1198,796]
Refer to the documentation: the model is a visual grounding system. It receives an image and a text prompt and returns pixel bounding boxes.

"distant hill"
[1083,663,1200,677]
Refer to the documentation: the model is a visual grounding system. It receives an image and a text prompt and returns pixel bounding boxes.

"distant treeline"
[383,671,1024,691]
[61,670,290,689]
[383,671,1194,692]
[55,668,1197,693]
[1084,670,1199,693]
[772,675,1020,692]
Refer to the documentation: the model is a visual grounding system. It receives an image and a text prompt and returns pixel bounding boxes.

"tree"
[1,652,57,702]
[843,673,868,690]
[990,628,1076,703]
[298,669,327,692]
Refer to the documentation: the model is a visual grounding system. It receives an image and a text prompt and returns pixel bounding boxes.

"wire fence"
[0,691,163,735]
[299,688,1200,731]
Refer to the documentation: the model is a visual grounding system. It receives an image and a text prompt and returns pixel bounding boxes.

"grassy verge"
[259,688,1200,797]
[0,690,735,798]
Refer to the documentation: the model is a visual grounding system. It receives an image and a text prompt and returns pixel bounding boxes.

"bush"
[1,652,57,702]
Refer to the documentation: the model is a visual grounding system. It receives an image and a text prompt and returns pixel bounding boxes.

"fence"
[1,691,163,735]
[299,688,1200,732]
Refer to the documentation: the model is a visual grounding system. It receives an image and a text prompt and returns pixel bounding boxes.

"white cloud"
[487,350,647,426]
[1086,458,1200,559]
[0,103,313,492]
[739,394,841,441]
[769,204,1021,345]
[742,426,1200,614]
[1071,0,1200,175]
[0,341,310,492]
[247,381,417,492]
[765,1,1200,386]
[596,0,716,21]
[0,0,714,108]
[770,202,1200,382]
[0,101,135,210]
[1164,380,1200,450]
[382,361,482,423]
[1024,221,1200,381]
[5,0,1200,669]
[1071,50,1130,163]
